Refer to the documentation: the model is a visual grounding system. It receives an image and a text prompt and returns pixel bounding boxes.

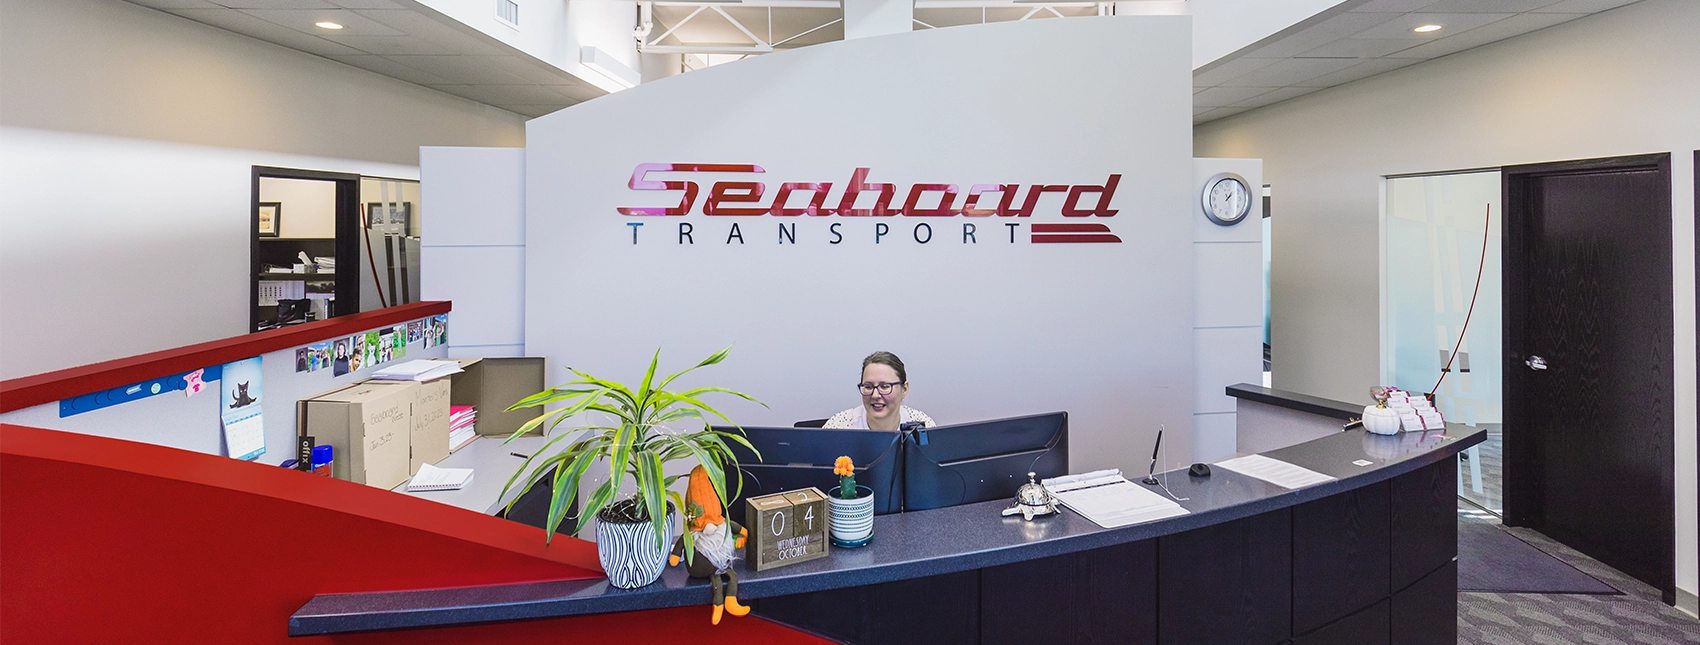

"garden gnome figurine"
[670,465,750,625]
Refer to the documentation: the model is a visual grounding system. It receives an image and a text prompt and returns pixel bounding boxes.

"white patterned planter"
[828,486,874,548]
[594,508,677,589]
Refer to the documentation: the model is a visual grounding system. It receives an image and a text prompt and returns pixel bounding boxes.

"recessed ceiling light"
[1413,24,1443,33]
[315,21,344,30]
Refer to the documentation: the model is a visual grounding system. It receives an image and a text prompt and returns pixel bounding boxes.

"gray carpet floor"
[1457,505,1700,644]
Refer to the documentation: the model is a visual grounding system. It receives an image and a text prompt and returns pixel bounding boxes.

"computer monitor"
[712,425,906,526]
[902,411,1069,512]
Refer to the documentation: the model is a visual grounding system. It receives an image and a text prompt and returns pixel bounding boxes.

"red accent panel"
[1031,223,1113,233]
[1031,234,1123,244]
[0,301,452,413]
[0,425,831,643]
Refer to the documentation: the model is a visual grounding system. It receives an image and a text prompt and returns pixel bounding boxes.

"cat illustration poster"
[219,357,266,461]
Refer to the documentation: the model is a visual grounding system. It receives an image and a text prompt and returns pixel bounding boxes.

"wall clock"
[1201,172,1252,226]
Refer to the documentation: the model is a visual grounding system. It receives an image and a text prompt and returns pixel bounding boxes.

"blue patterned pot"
[594,507,677,589]
[828,486,874,548]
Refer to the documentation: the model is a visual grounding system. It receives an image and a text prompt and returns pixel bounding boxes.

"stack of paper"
[371,359,462,382]
[407,462,475,492]
[449,405,477,450]
[1213,455,1335,489]
[1043,469,1189,529]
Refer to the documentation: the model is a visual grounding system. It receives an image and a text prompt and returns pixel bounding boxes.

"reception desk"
[292,404,1481,644]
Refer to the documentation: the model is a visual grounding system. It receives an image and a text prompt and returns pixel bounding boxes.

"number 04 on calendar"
[743,487,830,571]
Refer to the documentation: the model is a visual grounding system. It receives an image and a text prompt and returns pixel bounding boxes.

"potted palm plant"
[499,347,762,589]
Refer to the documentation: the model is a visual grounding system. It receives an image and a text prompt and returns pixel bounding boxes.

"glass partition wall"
[357,177,423,313]
[1383,170,1503,514]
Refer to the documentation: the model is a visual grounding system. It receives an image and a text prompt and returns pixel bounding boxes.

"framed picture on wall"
[256,202,282,237]
[366,202,412,235]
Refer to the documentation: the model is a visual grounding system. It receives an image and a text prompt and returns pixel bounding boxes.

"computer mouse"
[1189,463,1211,477]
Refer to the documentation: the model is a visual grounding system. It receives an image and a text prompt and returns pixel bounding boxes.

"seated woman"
[823,351,936,431]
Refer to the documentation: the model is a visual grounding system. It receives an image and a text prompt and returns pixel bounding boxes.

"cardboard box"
[303,381,413,489]
[448,357,544,438]
[410,377,451,474]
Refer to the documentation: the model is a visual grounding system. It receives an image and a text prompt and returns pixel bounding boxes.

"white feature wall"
[521,15,1197,477]
[1193,158,1264,464]
[420,147,528,359]
[1193,0,1699,611]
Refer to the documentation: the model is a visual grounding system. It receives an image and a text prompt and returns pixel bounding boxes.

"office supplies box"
[447,357,544,437]
[302,381,414,489]
[409,376,451,475]
[743,488,829,571]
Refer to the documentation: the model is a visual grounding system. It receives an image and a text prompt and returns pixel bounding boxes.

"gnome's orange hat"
[686,465,724,532]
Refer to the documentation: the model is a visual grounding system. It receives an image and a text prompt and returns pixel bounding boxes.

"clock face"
[1202,173,1251,226]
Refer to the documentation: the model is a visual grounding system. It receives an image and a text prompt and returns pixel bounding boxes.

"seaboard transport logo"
[615,163,1125,245]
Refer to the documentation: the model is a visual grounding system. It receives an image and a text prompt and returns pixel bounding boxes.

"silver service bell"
[1001,471,1059,520]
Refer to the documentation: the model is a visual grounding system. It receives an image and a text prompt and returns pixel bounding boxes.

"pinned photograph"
[333,339,351,376]
[378,332,394,363]
[310,342,331,371]
[392,325,407,359]
[351,335,366,372]
[295,347,310,373]
[363,331,380,366]
[433,314,448,346]
[407,321,422,343]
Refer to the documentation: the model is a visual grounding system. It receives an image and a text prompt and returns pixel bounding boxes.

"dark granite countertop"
[289,424,1483,636]
[1225,383,1365,420]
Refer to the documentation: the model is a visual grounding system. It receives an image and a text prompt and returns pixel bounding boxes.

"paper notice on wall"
[219,357,266,461]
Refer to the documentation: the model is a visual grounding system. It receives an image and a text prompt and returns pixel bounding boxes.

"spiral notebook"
[406,462,475,492]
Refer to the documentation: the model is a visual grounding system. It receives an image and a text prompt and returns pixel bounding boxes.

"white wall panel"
[1194,242,1265,328]
[420,147,526,246]
[1194,325,1263,415]
[420,246,525,347]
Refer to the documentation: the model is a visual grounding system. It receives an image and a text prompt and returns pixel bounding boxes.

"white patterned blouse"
[822,405,937,430]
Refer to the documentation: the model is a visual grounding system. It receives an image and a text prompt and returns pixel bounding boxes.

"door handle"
[1525,355,1548,371]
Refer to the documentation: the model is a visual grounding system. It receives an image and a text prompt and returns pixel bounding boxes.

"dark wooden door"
[1502,153,1673,601]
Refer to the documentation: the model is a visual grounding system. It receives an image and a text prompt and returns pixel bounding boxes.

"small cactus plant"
[833,456,857,499]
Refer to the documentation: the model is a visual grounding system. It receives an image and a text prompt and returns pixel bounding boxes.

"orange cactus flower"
[833,456,855,476]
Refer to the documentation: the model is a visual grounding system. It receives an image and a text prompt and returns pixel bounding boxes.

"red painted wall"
[0,425,827,644]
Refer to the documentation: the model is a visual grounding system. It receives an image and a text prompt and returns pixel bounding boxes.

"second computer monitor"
[712,425,906,525]
[903,411,1069,512]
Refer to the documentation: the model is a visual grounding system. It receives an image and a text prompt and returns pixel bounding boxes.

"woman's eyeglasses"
[857,382,903,395]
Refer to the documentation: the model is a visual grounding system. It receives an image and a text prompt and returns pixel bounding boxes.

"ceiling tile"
[387,55,531,84]
[1535,0,1640,11]
[355,9,511,56]
[1295,58,1424,87]
[1193,106,1215,115]
[1217,57,1360,87]
[1193,57,1280,87]
[1241,12,1399,58]
[125,0,227,9]
[1390,11,1583,59]
[424,84,486,102]
[1193,106,1250,124]
[1417,0,1567,11]
[326,0,406,8]
[1193,86,1278,108]
[1229,85,1323,109]
[1297,37,1425,59]
[493,105,567,118]
[1349,12,1514,39]
[321,34,457,55]
[213,0,338,8]
[326,54,453,85]
[455,84,576,105]
[477,56,586,87]
[1350,0,1445,12]
[167,8,368,56]
[239,8,406,36]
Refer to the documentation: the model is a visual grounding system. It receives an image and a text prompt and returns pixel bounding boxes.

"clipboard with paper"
[1043,469,1189,529]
